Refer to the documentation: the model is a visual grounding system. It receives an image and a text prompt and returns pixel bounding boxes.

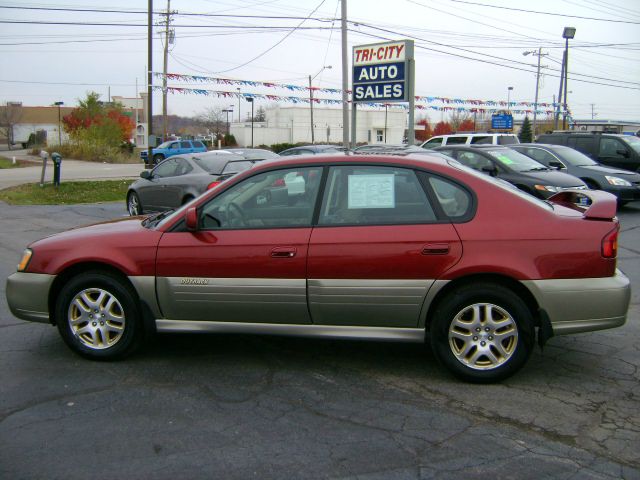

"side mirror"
[185,207,198,231]
[140,170,151,179]
[548,161,564,170]
[482,165,498,177]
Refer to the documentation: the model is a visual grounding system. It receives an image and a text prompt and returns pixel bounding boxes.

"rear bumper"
[522,269,631,335]
[6,272,55,323]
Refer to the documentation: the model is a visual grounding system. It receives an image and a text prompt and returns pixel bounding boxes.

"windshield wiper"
[142,209,175,228]
[525,167,550,171]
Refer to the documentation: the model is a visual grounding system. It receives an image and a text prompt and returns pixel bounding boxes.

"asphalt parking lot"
[1,200,639,479]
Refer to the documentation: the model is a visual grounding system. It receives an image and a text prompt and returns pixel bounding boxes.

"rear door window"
[318,166,437,225]
[446,136,467,145]
[568,137,594,153]
[470,136,492,144]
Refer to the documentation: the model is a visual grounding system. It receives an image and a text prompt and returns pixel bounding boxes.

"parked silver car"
[127,151,265,215]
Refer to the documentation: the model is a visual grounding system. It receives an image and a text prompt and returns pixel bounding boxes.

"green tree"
[519,116,533,143]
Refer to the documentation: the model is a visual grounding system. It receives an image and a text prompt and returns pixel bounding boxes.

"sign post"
[352,40,415,145]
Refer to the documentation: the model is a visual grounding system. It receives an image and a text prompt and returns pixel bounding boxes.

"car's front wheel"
[152,154,164,164]
[430,283,534,383]
[55,272,144,360]
[127,192,143,216]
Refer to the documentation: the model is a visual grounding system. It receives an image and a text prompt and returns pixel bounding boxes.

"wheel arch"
[424,273,541,331]
[48,262,137,326]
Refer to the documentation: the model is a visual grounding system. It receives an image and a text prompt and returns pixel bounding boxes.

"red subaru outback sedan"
[6,154,630,382]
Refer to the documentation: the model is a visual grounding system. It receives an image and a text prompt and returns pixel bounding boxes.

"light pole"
[562,27,576,130]
[54,101,64,145]
[507,87,513,114]
[523,48,548,139]
[222,108,233,135]
[236,87,241,122]
[384,104,388,143]
[309,65,332,144]
[246,97,254,148]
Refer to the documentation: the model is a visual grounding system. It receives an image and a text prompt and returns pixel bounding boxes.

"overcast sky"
[1,0,639,123]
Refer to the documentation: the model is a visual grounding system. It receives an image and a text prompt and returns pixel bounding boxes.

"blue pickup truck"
[140,140,208,164]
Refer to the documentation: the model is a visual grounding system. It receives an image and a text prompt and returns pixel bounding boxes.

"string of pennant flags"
[153,72,561,115]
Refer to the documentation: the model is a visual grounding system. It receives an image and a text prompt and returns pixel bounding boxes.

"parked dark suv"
[536,132,640,172]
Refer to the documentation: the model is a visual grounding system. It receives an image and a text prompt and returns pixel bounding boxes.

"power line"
[434,0,640,24]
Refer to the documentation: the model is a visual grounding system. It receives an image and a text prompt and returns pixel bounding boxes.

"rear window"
[191,155,228,174]
[498,136,518,145]
[221,160,256,175]
[470,136,492,144]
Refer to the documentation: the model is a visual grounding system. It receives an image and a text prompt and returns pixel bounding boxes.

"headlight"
[605,176,632,186]
[17,248,33,272]
[534,185,561,192]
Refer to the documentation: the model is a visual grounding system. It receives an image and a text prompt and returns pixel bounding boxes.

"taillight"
[602,227,618,259]
[207,181,221,190]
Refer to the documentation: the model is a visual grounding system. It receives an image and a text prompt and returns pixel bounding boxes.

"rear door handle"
[271,247,297,258]
[422,243,450,255]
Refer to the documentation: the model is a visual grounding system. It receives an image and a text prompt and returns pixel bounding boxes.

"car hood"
[27,217,163,275]
[520,169,585,187]
[579,164,640,179]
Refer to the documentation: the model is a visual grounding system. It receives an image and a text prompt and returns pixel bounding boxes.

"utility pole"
[146,0,153,167]
[160,0,175,141]
[523,48,548,139]
[341,0,349,148]
[591,103,597,119]
[555,50,566,131]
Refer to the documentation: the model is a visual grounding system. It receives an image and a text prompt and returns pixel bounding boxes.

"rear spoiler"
[548,189,617,220]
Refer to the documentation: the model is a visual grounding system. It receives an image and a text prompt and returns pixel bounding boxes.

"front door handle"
[271,247,297,258]
[422,243,450,255]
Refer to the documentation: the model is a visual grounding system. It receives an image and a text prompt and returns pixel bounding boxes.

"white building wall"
[230,106,407,147]
[12,123,69,146]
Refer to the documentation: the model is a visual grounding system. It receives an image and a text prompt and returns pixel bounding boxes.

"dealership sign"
[491,114,514,130]
[352,40,414,103]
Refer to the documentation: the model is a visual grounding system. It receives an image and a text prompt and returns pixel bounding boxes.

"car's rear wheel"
[127,192,143,216]
[55,272,144,360]
[430,283,534,383]
[153,154,164,164]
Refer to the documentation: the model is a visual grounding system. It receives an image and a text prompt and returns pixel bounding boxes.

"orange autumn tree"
[63,92,134,147]
[433,121,453,136]
[415,118,433,142]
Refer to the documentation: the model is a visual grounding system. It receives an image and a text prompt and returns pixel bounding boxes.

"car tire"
[153,154,164,164]
[430,282,534,383]
[55,271,144,360]
[127,192,143,216]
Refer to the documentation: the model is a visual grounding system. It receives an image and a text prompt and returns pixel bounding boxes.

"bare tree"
[197,106,227,136]
[447,111,474,131]
[0,102,23,150]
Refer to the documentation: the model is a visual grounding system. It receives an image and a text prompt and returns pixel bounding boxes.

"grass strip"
[0,180,130,205]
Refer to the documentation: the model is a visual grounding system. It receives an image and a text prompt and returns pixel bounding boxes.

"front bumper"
[606,185,640,203]
[6,272,55,323]
[523,269,631,335]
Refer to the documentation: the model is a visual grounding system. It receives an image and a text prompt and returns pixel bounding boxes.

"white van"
[421,133,519,149]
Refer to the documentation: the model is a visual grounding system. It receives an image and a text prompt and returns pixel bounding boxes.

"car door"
[155,165,323,324]
[597,137,633,170]
[136,159,180,211]
[160,157,195,208]
[307,165,463,328]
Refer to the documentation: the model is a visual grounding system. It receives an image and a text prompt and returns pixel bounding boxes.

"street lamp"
[245,97,254,148]
[309,65,332,144]
[236,87,241,122]
[54,101,64,145]
[523,48,548,139]
[562,27,576,130]
[222,108,233,135]
[506,87,513,114]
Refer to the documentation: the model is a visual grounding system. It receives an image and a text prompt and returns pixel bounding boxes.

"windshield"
[486,149,549,172]
[622,136,640,153]
[156,141,173,149]
[555,147,598,166]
